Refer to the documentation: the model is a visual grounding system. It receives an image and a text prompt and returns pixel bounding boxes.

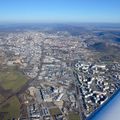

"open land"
[0,24,120,120]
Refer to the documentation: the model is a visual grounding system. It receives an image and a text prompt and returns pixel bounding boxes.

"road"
[73,71,86,120]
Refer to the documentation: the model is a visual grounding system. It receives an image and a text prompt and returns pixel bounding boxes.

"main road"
[73,71,86,120]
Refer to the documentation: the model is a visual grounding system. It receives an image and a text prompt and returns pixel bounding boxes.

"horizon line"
[0,21,120,25]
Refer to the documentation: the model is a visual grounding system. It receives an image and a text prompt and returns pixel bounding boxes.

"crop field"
[0,96,20,120]
[0,66,28,119]
[0,66,28,91]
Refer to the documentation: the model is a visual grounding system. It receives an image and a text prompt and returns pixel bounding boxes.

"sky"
[0,0,120,23]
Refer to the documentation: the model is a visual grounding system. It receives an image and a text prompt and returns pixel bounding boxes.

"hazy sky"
[0,0,120,23]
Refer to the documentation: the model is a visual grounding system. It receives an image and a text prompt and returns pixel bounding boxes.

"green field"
[0,66,28,91]
[49,108,62,115]
[49,107,63,120]
[0,66,28,119]
[0,95,4,103]
[68,112,80,120]
[0,96,20,120]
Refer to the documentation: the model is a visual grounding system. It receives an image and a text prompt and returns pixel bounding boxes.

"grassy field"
[0,96,20,120]
[68,112,80,120]
[0,66,28,91]
[0,66,28,119]
[49,107,62,120]
[0,95,4,103]
[49,108,62,115]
